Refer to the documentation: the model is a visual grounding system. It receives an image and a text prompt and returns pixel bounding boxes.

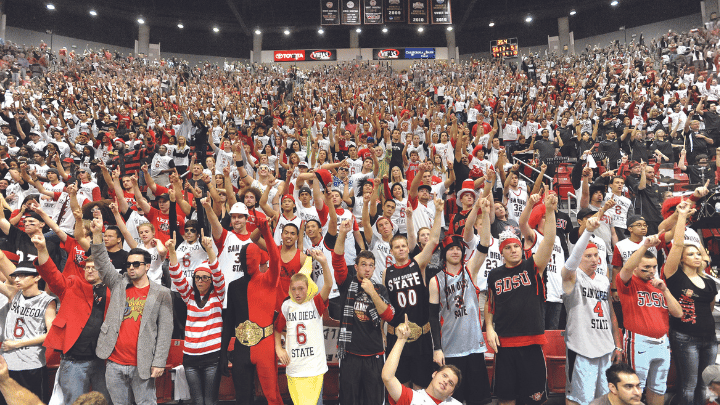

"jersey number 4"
[593,302,604,318]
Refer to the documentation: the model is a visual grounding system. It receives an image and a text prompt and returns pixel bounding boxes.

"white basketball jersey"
[505,184,528,224]
[405,389,462,405]
[530,230,565,303]
[281,296,328,378]
[467,236,503,292]
[139,245,163,284]
[174,240,212,292]
[216,230,253,306]
[3,292,57,370]
[305,236,339,300]
[274,214,303,246]
[605,193,633,229]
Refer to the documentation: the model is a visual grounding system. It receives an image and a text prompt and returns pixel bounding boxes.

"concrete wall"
[3,26,249,67]
[460,13,704,61]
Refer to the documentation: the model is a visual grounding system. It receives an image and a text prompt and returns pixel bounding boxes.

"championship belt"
[235,320,274,347]
[387,322,431,343]
[407,322,423,343]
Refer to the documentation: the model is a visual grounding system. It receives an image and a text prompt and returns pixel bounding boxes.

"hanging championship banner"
[408,0,429,24]
[321,0,341,25]
[341,0,361,24]
[364,0,384,24]
[385,0,405,23]
[430,0,451,24]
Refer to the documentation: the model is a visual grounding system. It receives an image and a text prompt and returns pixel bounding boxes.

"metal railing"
[513,158,555,191]
[566,192,579,222]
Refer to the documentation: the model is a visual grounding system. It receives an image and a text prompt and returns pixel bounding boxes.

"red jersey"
[616,273,670,338]
[145,206,185,243]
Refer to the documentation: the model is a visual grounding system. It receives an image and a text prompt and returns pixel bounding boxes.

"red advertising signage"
[274,49,338,62]
[274,50,306,61]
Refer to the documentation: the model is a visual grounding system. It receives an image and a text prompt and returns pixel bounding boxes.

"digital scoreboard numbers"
[491,38,519,58]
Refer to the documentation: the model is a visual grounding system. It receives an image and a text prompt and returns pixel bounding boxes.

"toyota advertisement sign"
[274,49,338,62]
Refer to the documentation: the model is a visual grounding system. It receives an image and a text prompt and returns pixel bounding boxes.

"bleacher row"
[42,330,683,403]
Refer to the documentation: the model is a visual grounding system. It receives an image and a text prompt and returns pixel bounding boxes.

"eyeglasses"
[630,223,648,228]
[194,275,211,282]
[125,261,145,268]
[185,228,198,234]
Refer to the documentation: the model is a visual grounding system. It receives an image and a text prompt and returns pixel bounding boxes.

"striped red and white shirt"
[169,259,225,355]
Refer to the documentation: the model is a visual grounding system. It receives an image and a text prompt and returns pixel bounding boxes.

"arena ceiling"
[6,0,701,59]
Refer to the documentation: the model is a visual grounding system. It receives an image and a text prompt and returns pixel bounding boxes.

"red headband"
[586,243,598,250]
[499,238,521,252]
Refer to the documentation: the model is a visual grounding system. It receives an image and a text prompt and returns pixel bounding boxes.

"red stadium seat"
[542,330,566,394]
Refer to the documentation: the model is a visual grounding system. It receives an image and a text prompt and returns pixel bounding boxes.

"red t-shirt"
[246,208,267,234]
[108,190,138,211]
[109,284,150,366]
[60,237,88,280]
[616,273,670,338]
[145,206,185,243]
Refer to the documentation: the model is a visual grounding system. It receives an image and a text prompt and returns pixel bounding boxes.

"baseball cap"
[156,193,171,201]
[418,184,432,193]
[626,215,646,228]
[298,186,312,195]
[703,365,720,385]
[229,202,249,216]
[576,208,596,221]
[10,262,38,277]
[298,161,309,168]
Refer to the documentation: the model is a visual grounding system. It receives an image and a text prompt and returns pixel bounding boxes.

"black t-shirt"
[555,210,573,259]
[339,275,391,356]
[649,140,674,163]
[108,249,129,274]
[487,256,545,337]
[453,157,470,191]
[630,139,649,163]
[390,142,405,169]
[66,283,108,359]
[666,271,717,338]
[0,226,61,269]
[682,163,717,185]
[598,138,621,169]
[533,139,559,161]
[384,259,432,356]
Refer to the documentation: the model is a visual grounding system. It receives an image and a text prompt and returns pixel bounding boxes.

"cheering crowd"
[0,18,719,405]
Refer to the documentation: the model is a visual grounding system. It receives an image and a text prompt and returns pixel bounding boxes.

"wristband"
[485,180,493,184]
[477,243,489,254]
[611,288,617,292]
[615,347,624,353]
[236,161,244,167]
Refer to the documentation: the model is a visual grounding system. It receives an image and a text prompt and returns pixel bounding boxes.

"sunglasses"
[185,228,198,234]
[194,275,211,282]
[125,261,145,268]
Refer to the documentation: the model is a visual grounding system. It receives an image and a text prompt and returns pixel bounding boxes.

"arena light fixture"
[447,26,453,31]
[356,28,361,33]
[611,0,619,5]
[570,9,576,15]
[213,27,220,33]
[318,28,324,34]
[284,29,290,35]
[382,27,388,33]
[488,21,495,27]
[177,23,184,29]
[525,16,533,23]
[46,4,55,10]
[89,10,97,16]
[137,18,145,24]
[255,29,261,35]
[417,26,424,32]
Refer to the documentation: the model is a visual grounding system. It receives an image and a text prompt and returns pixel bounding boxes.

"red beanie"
[528,203,546,230]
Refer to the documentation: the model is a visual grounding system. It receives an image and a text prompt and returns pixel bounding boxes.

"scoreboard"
[491,38,518,58]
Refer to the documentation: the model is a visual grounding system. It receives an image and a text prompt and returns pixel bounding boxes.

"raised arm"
[382,315,412,403]
[619,235,660,283]
[519,193,541,243]
[201,197,223,241]
[663,200,692,279]
[532,193,558,274]
[415,199,444,271]
[468,198,491,283]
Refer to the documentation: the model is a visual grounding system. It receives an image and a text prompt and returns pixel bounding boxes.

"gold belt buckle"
[236,320,264,347]
[407,322,422,343]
